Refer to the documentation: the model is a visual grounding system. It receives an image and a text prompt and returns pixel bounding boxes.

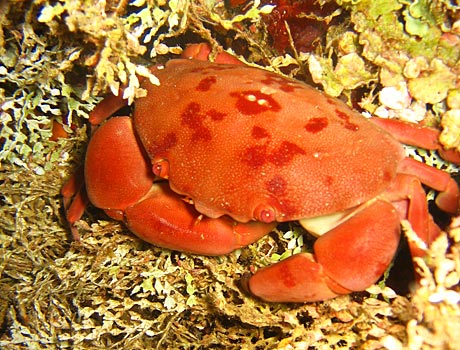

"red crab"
[63,43,460,303]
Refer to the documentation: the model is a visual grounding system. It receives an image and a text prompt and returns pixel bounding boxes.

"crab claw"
[125,183,275,255]
[84,116,275,255]
[246,200,401,302]
[84,116,156,220]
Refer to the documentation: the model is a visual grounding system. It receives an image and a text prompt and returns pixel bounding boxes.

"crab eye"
[152,159,170,179]
[254,204,276,223]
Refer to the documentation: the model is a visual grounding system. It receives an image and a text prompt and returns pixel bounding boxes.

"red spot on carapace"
[252,126,270,139]
[344,123,359,131]
[182,102,201,123]
[269,141,306,166]
[336,109,359,131]
[230,90,281,115]
[324,175,334,186]
[242,142,306,168]
[207,109,226,121]
[149,132,177,156]
[241,145,267,168]
[305,117,328,133]
[196,76,217,91]
[181,102,211,141]
[266,176,287,196]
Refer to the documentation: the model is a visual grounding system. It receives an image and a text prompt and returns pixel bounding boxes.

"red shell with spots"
[134,59,405,223]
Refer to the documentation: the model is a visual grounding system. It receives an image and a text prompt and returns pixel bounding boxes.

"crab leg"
[247,199,401,302]
[89,92,128,125]
[61,165,87,223]
[369,117,460,164]
[385,155,459,257]
[61,165,88,240]
[383,172,447,258]
[397,157,460,214]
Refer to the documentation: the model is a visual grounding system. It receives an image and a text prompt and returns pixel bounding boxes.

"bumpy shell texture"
[134,59,405,223]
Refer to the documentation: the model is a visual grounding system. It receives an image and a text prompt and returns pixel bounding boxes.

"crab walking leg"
[61,165,89,240]
[383,173,444,258]
[89,92,129,125]
[369,117,460,164]
[397,157,460,214]
[61,165,88,224]
[385,171,458,257]
[247,200,401,302]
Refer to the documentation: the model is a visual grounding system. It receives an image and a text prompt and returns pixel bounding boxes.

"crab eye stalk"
[254,204,276,223]
[152,159,170,179]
